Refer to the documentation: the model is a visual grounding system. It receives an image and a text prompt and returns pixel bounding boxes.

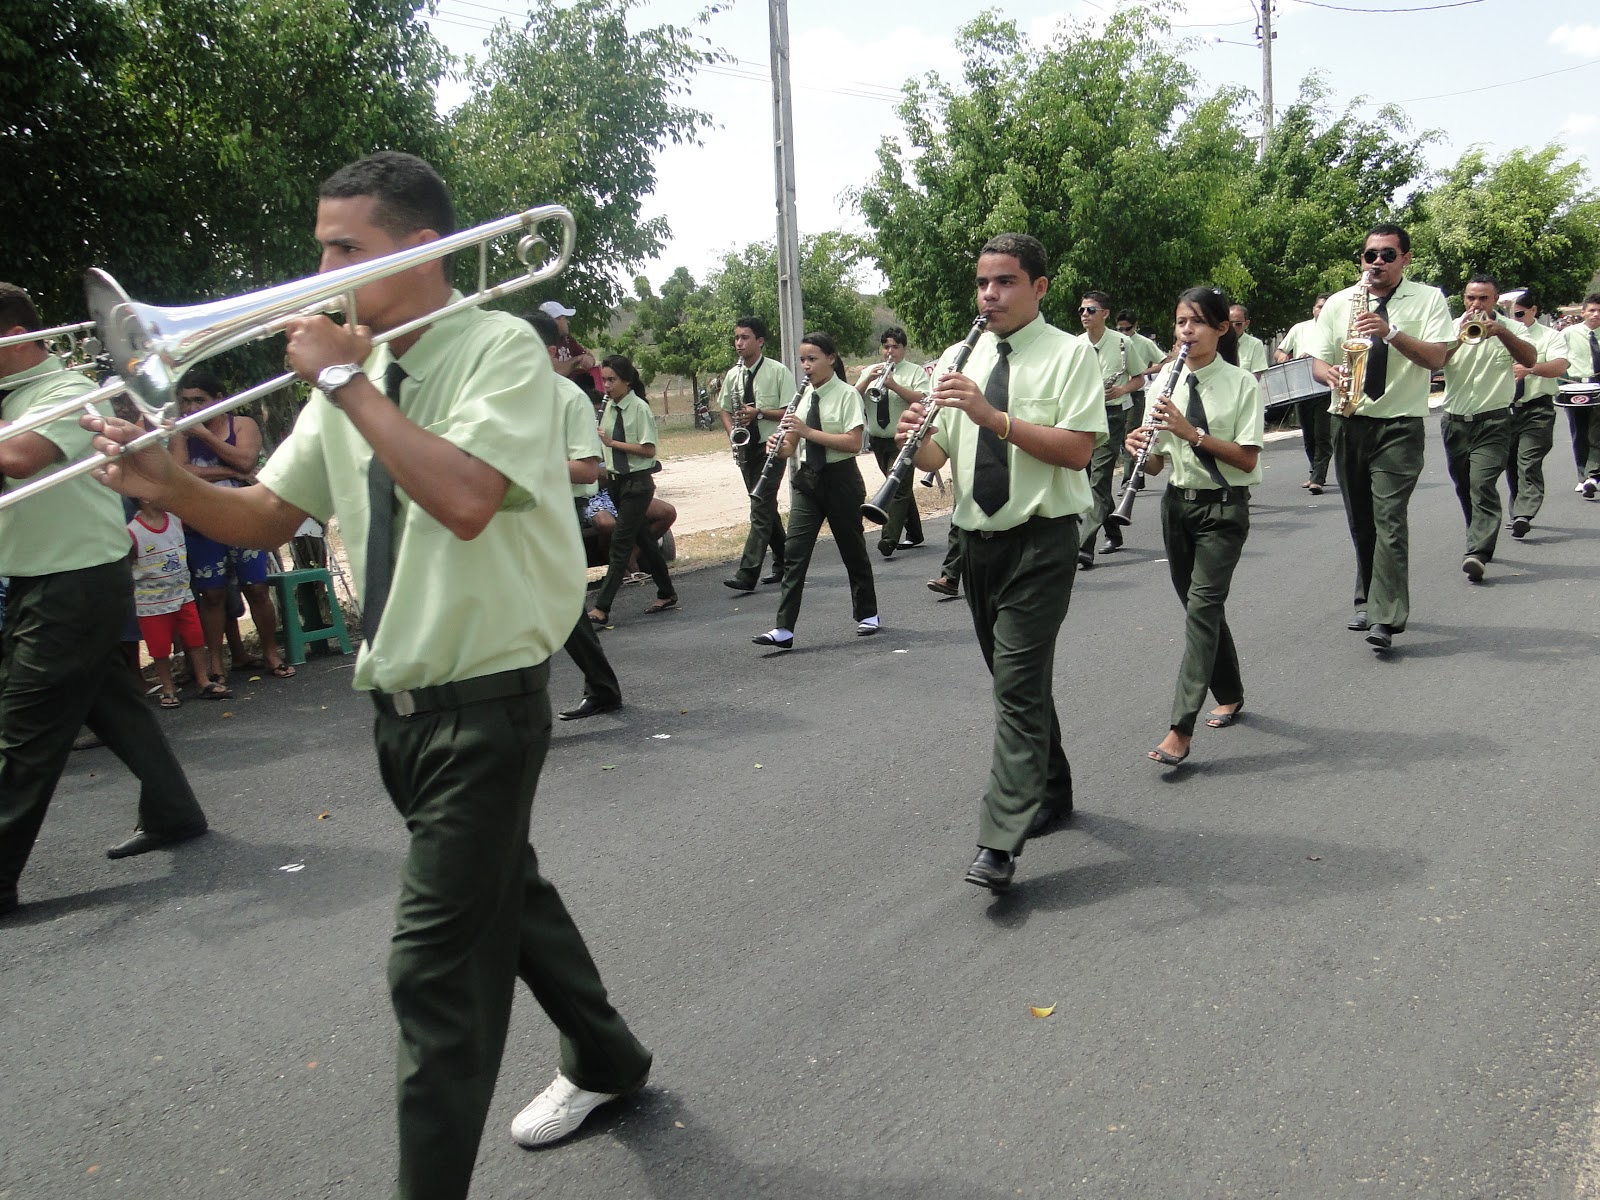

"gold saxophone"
[1335,269,1375,417]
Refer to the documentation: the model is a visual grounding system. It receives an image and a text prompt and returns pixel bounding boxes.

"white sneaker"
[856,616,881,636]
[510,1073,621,1148]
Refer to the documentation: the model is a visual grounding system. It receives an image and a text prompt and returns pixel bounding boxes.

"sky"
[424,0,1600,293]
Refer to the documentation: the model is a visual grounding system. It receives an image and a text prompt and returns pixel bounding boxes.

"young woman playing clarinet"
[1124,287,1263,766]
[752,332,880,650]
[587,354,678,626]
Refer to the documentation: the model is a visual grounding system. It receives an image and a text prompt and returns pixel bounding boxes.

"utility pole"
[768,0,804,380]
[1259,0,1275,159]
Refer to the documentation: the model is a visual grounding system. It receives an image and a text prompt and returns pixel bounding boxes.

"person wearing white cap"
[538,300,598,388]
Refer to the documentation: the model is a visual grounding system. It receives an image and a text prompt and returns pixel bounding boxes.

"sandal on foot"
[1205,702,1244,729]
[587,609,609,627]
[159,692,181,709]
[199,681,233,700]
[643,596,678,615]
[1147,745,1190,766]
[270,661,296,678]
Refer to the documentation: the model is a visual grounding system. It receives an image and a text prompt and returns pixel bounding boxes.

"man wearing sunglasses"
[1228,305,1269,379]
[1076,291,1160,566]
[1503,291,1569,537]
[1309,224,1453,652]
[1560,293,1600,498]
[1436,275,1536,582]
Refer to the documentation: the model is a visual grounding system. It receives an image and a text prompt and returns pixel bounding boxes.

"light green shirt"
[1084,328,1160,410]
[1235,331,1269,375]
[1277,320,1317,359]
[1562,322,1600,380]
[599,391,659,475]
[1312,278,1453,419]
[1153,357,1264,490]
[931,315,1107,532]
[257,296,582,693]
[0,359,129,576]
[1517,320,1567,400]
[862,358,930,438]
[718,355,797,443]
[1443,315,1527,416]
[556,374,603,498]
[798,375,865,464]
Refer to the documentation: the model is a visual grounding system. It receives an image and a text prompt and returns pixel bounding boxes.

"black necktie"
[364,362,404,647]
[972,341,1011,516]
[1184,373,1228,488]
[1513,372,1525,403]
[1589,330,1599,381]
[610,402,628,474]
[874,365,891,431]
[804,390,826,470]
[1364,293,1390,400]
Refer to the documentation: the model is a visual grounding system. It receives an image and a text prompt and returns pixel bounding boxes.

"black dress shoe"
[1077,550,1095,570]
[723,578,756,593]
[761,570,784,585]
[752,631,794,649]
[1347,610,1370,632]
[1365,623,1393,651]
[1100,536,1122,554]
[107,822,208,860]
[964,847,1014,892]
[559,697,621,721]
[1027,804,1073,838]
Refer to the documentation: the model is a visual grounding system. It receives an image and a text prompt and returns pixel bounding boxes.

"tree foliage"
[702,231,875,362]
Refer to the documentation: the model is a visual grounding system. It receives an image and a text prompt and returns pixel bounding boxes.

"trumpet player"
[1309,224,1453,652]
[1438,276,1536,582]
[855,326,930,556]
[1124,287,1263,767]
[1503,290,1568,538]
[896,234,1104,894]
[718,316,793,592]
[1077,291,1160,567]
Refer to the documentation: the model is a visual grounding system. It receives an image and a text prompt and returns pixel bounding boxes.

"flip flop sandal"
[270,662,297,678]
[1147,746,1190,766]
[643,596,678,615]
[200,681,233,700]
[587,610,609,626]
[159,692,181,709]
[1205,703,1245,729]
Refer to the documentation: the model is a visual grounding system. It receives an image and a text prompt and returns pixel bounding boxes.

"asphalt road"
[3,429,1599,1200]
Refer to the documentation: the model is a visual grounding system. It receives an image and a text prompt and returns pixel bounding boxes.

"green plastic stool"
[266,567,353,666]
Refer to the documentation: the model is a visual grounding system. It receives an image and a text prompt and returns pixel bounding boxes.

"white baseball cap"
[539,300,577,318]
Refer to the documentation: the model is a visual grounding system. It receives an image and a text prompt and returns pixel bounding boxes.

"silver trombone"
[0,206,576,513]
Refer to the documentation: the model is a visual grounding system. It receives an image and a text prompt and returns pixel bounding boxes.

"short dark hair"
[1514,288,1539,311]
[1115,309,1138,326]
[177,367,226,398]
[1366,223,1410,254]
[1466,273,1499,295]
[735,316,769,342]
[525,310,561,349]
[319,151,456,239]
[799,331,848,381]
[1585,292,1600,308]
[978,233,1048,283]
[1081,290,1112,311]
[880,326,907,347]
[0,282,42,335]
[1314,293,1331,304]
[1229,303,1251,319]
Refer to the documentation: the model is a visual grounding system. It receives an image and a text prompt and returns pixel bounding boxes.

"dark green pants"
[1080,406,1127,559]
[868,435,922,550]
[0,558,204,901]
[591,472,674,615]
[1441,409,1513,561]
[940,523,963,583]
[1119,390,1146,484]
[374,666,651,1200]
[731,448,786,587]
[1161,488,1248,736]
[1566,408,1600,480]
[1504,399,1556,522]
[1298,397,1333,485]
[775,459,877,632]
[1332,414,1424,631]
[961,515,1077,854]
[562,614,620,706]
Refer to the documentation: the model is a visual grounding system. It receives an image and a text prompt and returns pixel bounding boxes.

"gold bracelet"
[999,413,1012,441]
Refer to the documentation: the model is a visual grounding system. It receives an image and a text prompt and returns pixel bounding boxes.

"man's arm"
[569,457,602,486]
[0,429,62,479]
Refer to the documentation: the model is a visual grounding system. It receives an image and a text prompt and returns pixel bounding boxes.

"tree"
[705,231,876,361]
[1408,145,1600,308]
[604,267,727,400]
[446,0,720,337]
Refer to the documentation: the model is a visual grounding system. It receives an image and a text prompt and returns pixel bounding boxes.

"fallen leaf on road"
[1030,1003,1056,1018]
[754,763,763,769]
[318,811,332,820]
[674,1121,685,1129]
[601,765,616,771]
[1307,855,1322,862]
[221,711,234,718]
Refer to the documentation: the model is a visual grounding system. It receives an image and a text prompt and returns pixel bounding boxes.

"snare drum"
[1556,381,1600,408]
[1261,358,1331,412]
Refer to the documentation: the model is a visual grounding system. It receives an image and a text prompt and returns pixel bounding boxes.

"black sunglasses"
[1079,305,1101,314]
[1513,309,1528,317]
[1361,247,1400,264]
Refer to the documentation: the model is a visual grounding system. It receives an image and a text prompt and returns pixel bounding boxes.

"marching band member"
[1309,224,1453,653]
[899,233,1105,893]
[1077,291,1159,566]
[1437,276,1535,583]
[752,332,879,650]
[1115,309,1165,497]
[587,354,678,626]
[1126,287,1262,767]
[855,326,930,556]
[1275,294,1332,493]
[1228,305,1269,378]
[1560,293,1600,498]
[1504,290,1569,538]
[718,317,793,589]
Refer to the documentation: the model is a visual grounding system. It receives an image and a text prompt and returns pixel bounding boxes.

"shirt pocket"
[1010,395,1060,427]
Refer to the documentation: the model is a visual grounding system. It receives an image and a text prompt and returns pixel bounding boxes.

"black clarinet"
[1108,343,1189,527]
[862,314,988,524]
[749,383,810,503]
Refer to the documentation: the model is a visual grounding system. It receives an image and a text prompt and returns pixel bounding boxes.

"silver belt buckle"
[1183,488,1198,501]
[392,690,416,717]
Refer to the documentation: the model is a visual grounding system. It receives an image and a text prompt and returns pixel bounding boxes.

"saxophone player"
[1308,224,1453,652]
[1077,291,1160,566]
[718,317,794,592]
[1436,275,1536,582]
[854,326,930,556]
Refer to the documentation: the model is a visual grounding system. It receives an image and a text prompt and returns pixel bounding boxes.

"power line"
[1296,0,1484,11]
[1394,55,1600,103]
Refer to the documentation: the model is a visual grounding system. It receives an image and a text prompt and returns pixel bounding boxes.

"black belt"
[1443,406,1510,424]
[372,663,548,718]
[1510,396,1554,414]
[969,513,1077,541]
[1169,485,1249,503]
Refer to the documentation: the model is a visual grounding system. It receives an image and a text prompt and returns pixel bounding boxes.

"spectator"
[128,498,209,707]
[538,300,601,391]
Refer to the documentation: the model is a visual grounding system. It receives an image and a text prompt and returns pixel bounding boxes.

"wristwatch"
[1382,323,1402,344]
[316,362,365,401]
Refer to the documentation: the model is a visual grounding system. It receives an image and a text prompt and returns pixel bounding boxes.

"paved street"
[3,431,1599,1199]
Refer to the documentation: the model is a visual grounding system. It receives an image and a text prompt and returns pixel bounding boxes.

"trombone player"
[718,316,793,591]
[85,151,652,1198]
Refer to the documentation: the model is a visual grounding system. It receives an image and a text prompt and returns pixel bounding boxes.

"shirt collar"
[991,313,1048,353]
[373,291,471,383]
